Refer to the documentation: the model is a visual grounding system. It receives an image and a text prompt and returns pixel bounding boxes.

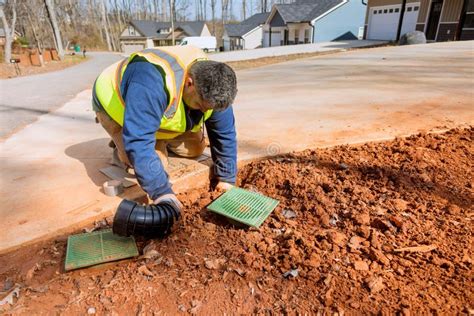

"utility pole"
[396,0,407,41]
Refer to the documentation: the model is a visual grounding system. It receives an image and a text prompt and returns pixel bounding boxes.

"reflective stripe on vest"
[94,45,213,140]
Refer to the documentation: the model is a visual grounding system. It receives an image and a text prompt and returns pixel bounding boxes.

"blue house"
[263,0,366,46]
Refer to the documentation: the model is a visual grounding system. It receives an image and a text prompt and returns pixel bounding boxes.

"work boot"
[111,147,128,170]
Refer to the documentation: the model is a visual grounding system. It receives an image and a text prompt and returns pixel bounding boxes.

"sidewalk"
[1,41,473,253]
[209,40,386,62]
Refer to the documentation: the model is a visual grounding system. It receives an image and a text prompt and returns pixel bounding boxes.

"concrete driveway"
[0,52,122,139]
[1,41,473,253]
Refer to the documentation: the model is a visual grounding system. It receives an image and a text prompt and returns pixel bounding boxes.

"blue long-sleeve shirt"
[118,58,237,200]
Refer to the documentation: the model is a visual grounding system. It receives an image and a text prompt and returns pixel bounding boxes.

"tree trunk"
[169,0,175,45]
[100,0,113,51]
[0,0,17,64]
[210,0,216,35]
[25,6,45,67]
[44,0,65,59]
[242,0,246,20]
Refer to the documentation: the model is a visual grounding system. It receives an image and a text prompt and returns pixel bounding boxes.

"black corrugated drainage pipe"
[113,199,180,238]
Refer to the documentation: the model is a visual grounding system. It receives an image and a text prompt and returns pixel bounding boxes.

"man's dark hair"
[188,60,237,111]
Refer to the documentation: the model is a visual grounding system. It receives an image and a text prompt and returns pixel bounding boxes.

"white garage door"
[122,43,145,55]
[367,3,420,40]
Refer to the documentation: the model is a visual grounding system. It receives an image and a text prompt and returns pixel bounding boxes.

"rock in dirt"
[354,260,369,271]
[204,258,226,270]
[327,231,346,247]
[189,300,202,314]
[87,307,96,315]
[365,276,385,293]
[2,278,13,292]
[399,31,426,45]
[281,209,297,219]
[392,199,409,212]
[348,236,366,250]
[140,249,162,260]
[283,269,299,278]
[138,265,154,277]
[354,212,371,226]
[389,215,405,230]
[369,248,391,266]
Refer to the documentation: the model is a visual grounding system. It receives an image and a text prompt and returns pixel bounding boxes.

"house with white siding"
[263,0,366,47]
[223,13,270,51]
[120,20,211,55]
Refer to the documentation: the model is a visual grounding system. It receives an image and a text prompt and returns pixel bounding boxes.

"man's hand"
[153,193,183,210]
[215,181,234,192]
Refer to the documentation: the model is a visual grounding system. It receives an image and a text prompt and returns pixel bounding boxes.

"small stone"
[282,209,297,219]
[87,307,96,315]
[329,214,339,226]
[204,258,226,270]
[365,276,385,293]
[306,253,321,268]
[178,305,186,312]
[204,222,217,231]
[138,265,154,277]
[369,248,390,266]
[189,300,202,314]
[348,236,366,250]
[327,231,346,247]
[141,249,162,260]
[389,215,404,230]
[320,214,331,228]
[2,278,14,291]
[392,199,408,212]
[354,260,369,271]
[357,225,370,238]
[283,269,299,278]
[339,163,349,170]
[354,212,370,226]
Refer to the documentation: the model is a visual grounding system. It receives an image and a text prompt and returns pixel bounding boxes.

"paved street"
[0,52,122,138]
[1,41,473,252]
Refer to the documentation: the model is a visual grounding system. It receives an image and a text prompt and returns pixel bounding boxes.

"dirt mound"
[1,127,473,314]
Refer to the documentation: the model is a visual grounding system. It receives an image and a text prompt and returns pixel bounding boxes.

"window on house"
[464,14,474,28]
[389,8,393,13]
[414,6,419,11]
[128,26,136,35]
[374,10,377,14]
[304,29,310,43]
[379,10,382,13]
[384,9,388,13]
[395,8,399,13]
[407,7,412,12]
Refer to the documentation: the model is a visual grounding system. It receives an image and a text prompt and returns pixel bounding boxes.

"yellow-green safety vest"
[94,46,213,140]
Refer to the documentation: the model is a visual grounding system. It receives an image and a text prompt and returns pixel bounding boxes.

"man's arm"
[121,60,173,200]
[205,106,237,184]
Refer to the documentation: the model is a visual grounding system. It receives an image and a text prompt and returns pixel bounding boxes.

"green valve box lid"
[65,229,138,271]
[207,187,279,228]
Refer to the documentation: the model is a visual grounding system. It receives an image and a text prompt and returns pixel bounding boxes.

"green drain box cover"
[65,229,138,271]
[207,187,279,228]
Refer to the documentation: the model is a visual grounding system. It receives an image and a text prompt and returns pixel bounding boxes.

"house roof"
[241,12,271,26]
[128,20,206,39]
[225,12,270,37]
[273,0,344,23]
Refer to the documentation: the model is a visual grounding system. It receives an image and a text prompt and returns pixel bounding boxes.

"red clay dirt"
[1,127,473,314]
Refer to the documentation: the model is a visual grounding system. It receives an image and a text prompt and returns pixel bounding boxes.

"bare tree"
[100,0,113,51]
[44,0,65,59]
[169,0,175,45]
[210,0,217,35]
[0,0,17,64]
[24,3,45,66]
[242,0,246,20]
